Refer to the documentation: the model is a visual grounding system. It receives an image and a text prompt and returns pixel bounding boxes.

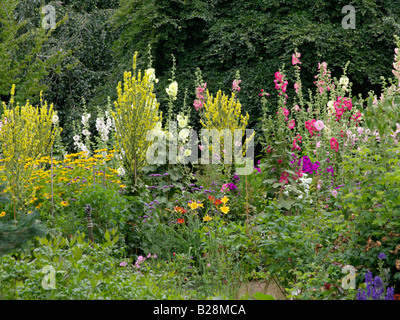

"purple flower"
[378,253,386,260]
[385,287,395,300]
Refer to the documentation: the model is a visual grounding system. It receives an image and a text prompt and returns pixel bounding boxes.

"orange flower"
[174,206,188,214]
[208,195,215,202]
[213,199,223,205]
[177,218,185,224]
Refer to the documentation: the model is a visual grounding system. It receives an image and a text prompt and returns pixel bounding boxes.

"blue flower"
[378,253,386,260]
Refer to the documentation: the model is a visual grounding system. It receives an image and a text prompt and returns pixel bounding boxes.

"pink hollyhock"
[278,159,283,164]
[330,137,339,152]
[283,108,290,117]
[232,79,241,92]
[294,82,300,94]
[288,119,295,129]
[266,146,272,153]
[292,138,301,151]
[281,81,288,93]
[293,169,303,180]
[293,104,300,111]
[279,171,289,184]
[296,134,302,143]
[292,52,301,65]
[274,71,284,83]
[194,100,203,111]
[314,120,324,131]
[331,189,338,198]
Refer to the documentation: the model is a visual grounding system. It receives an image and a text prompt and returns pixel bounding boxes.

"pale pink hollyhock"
[199,145,204,151]
[147,253,152,258]
[331,190,338,198]
[137,255,145,262]
[293,104,300,111]
[119,261,128,267]
[294,82,300,94]
[314,120,324,131]
[316,141,322,148]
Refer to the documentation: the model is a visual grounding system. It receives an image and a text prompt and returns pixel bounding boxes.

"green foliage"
[0,231,187,299]
[0,0,68,103]
[340,144,400,289]
[110,0,400,138]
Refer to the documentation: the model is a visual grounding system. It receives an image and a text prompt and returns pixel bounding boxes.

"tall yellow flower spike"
[112,52,162,186]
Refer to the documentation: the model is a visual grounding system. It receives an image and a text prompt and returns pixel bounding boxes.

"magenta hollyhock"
[330,137,339,152]
[288,119,295,129]
[279,171,289,184]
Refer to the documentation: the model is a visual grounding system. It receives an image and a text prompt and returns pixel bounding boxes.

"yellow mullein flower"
[220,206,230,214]
[221,196,229,204]
[203,214,212,222]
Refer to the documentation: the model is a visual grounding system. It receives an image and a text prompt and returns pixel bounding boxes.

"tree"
[0,0,68,104]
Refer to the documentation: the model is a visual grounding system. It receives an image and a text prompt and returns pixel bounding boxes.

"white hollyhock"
[166,81,178,100]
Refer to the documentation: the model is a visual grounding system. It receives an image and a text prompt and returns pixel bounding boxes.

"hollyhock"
[293,104,300,111]
[294,82,300,94]
[279,171,289,184]
[232,79,241,92]
[288,119,295,129]
[283,108,290,117]
[330,137,339,152]
[314,120,324,131]
[281,81,288,93]
[194,99,204,111]
[305,119,317,137]
[296,134,302,143]
[274,71,284,83]
[292,138,301,151]
[292,52,301,65]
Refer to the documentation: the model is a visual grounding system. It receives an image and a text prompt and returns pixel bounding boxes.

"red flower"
[330,137,339,152]
[278,159,283,164]
[324,283,331,291]
[214,199,223,205]
[174,206,188,214]
[177,218,185,224]
[208,195,215,202]
[394,294,400,300]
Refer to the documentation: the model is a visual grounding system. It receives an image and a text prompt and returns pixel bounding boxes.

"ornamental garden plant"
[1,36,400,300]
